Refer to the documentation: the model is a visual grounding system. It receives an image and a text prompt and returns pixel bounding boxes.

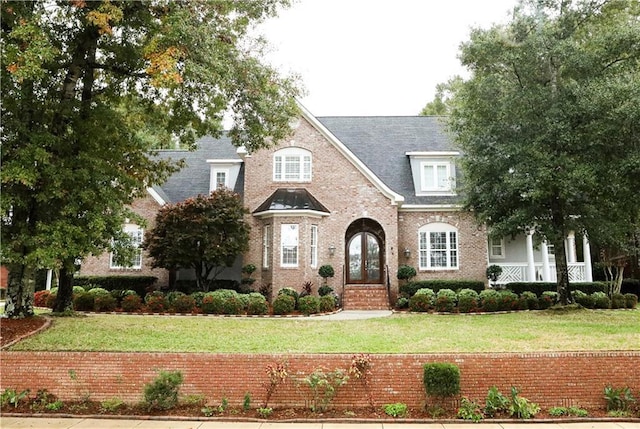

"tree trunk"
[554,237,572,305]
[4,263,36,319]
[53,260,75,313]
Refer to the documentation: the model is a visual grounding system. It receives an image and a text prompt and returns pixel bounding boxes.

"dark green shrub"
[318,265,335,280]
[190,292,206,308]
[395,296,409,309]
[87,287,111,297]
[272,294,295,315]
[539,291,557,309]
[200,295,218,314]
[621,279,640,296]
[143,370,183,411]
[319,294,336,312]
[165,291,186,305]
[423,362,460,398]
[277,287,299,307]
[222,295,244,315]
[592,292,611,309]
[145,291,168,313]
[170,294,196,313]
[611,293,626,309]
[94,293,118,312]
[624,293,638,309]
[246,293,269,315]
[121,294,143,312]
[573,290,595,308]
[520,291,538,310]
[298,295,320,315]
[318,285,333,296]
[409,293,432,312]
[434,289,456,312]
[73,292,95,311]
[457,289,479,313]
[401,280,484,297]
[604,385,636,411]
[74,276,158,297]
[479,289,500,312]
[397,265,417,281]
[497,290,519,311]
[507,282,607,296]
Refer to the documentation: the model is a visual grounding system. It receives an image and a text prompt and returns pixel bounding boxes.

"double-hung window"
[281,224,299,267]
[310,225,318,268]
[418,223,459,270]
[489,237,505,259]
[274,148,312,182]
[262,225,271,269]
[421,162,452,192]
[110,225,143,269]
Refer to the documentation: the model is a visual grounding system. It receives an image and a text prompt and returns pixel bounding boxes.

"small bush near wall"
[272,294,295,315]
[74,276,158,297]
[401,280,484,297]
[423,362,460,399]
[297,296,320,315]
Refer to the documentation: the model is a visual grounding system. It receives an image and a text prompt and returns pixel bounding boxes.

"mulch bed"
[1,315,49,348]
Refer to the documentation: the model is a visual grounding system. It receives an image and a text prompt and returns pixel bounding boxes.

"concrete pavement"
[1,417,639,429]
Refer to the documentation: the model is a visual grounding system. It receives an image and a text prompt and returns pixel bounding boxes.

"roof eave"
[253,209,331,219]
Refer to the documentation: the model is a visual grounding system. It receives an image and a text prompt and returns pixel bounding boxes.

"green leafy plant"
[434,288,457,312]
[318,284,333,296]
[272,294,295,315]
[457,288,479,313]
[508,387,540,419]
[30,389,62,412]
[297,295,320,315]
[257,407,272,418]
[383,402,407,417]
[397,265,417,282]
[604,385,635,412]
[100,397,124,412]
[45,400,64,411]
[243,392,251,411]
[457,397,484,421]
[1,388,30,408]
[318,264,335,282]
[143,370,183,411]
[423,362,460,399]
[121,294,143,312]
[484,386,509,417]
[549,406,588,417]
[301,367,349,412]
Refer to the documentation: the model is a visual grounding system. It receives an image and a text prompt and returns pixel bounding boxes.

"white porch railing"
[494,262,587,284]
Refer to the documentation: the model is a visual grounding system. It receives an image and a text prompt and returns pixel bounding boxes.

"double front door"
[347,232,382,283]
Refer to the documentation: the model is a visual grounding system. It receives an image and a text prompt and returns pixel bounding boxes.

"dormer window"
[274,148,312,182]
[421,162,452,191]
[406,151,459,196]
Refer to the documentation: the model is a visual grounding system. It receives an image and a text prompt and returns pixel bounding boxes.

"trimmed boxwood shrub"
[401,280,484,297]
[506,282,607,296]
[318,285,333,296]
[319,294,336,312]
[87,287,111,297]
[423,362,460,398]
[610,293,626,309]
[190,292,206,308]
[298,295,320,315]
[246,293,269,315]
[145,291,168,313]
[73,291,95,311]
[479,289,500,312]
[94,293,118,312]
[272,294,295,315]
[592,291,611,309]
[624,293,638,309]
[170,294,197,313]
[409,289,435,312]
[520,291,539,310]
[121,294,143,312]
[539,291,557,309]
[457,289,479,313]
[434,289,457,312]
[573,290,595,308]
[74,275,157,297]
[277,287,299,308]
[497,290,519,311]
[395,296,409,309]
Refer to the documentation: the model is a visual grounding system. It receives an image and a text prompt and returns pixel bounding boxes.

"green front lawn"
[9,309,639,353]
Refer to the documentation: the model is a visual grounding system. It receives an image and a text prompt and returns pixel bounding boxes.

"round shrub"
[624,293,638,309]
[395,296,409,309]
[520,291,539,310]
[87,287,110,297]
[34,290,52,307]
[200,294,218,314]
[145,291,168,313]
[457,289,479,313]
[434,288,457,312]
[397,265,417,281]
[272,294,295,315]
[45,292,57,308]
[170,294,196,313]
[319,294,336,312]
[221,295,244,315]
[94,293,118,312]
[121,294,143,312]
[592,291,611,309]
[573,290,595,309]
[497,290,519,311]
[409,293,432,312]
[479,289,500,312]
[190,292,206,308]
[237,293,250,310]
[298,295,320,315]
[72,286,86,295]
[611,293,626,309]
[318,285,333,296]
[73,291,95,311]
[165,291,186,306]
[277,287,299,307]
[539,291,557,309]
[318,264,335,279]
[246,294,269,315]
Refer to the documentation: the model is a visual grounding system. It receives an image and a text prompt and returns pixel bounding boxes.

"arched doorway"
[345,218,385,284]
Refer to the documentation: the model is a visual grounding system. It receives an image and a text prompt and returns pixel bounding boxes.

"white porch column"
[46,269,53,291]
[583,234,593,282]
[566,231,577,263]
[541,241,551,281]
[526,230,536,282]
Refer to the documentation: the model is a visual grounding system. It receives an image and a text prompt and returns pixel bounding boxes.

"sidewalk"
[1,417,639,429]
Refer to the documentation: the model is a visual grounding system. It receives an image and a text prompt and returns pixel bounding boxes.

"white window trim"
[110,225,143,270]
[280,224,299,267]
[489,237,506,259]
[310,225,318,268]
[273,147,312,182]
[418,223,459,271]
[420,161,453,192]
[212,167,230,190]
[262,225,271,269]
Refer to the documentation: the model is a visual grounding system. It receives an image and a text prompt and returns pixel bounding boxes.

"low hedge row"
[506,282,607,296]
[400,280,485,297]
[73,276,158,297]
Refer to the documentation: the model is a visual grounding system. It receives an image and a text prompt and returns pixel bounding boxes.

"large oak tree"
[1,1,301,317]
[448,0,640,304]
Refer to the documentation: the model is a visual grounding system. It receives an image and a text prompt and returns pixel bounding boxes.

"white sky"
[259,0,519,116]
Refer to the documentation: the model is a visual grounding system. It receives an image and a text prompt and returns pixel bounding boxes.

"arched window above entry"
[273,147,312,182]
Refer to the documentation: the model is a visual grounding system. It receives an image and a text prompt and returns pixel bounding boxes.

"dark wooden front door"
[347,232,382,284]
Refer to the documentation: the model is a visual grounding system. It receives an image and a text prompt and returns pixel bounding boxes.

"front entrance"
[345,218,385,284]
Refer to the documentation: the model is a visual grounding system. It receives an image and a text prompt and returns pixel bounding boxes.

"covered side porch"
[489,231,593,284]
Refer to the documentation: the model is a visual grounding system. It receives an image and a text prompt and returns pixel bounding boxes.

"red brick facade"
[1,351,637,409]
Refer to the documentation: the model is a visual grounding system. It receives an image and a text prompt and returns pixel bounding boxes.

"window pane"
[436,165,448,189]
[310,225,318,267]
[424,165,434,189]
[449,231,458,267]
[274,156,282,180]
[281,224,298,266]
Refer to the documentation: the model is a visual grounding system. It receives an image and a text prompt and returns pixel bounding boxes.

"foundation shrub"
[72,292,95,311]
[539,291,557,309]
[611,293,626,309]
[200,295,218,314]
[246,293,269,315]
[74,275,157,297]
[143,370,183,411]
[87,287,110,297]
[435,289,457,312]
[592,291,611,309]
[170,294,196,313]
[409,290,433,312]
[395,296,409,309]
[507,281,606,296]
[45,292,57,308]
[165,291,185,306]
[318,285,333,296]
[298,295,320,315]
[456,289,479,313]
[384,402,408,418]
[121,294,143,312]
[277,287,299,308]
[34,290,52,307]
[479,289,500,312]
[190,292,206,308]
[272,294,295,315]
[319,294,336,312]
[497,290,519,311]
[520,291,539,310]
[94,293,118,312]
[144,291,168,313]
[573,290,595,308]
[423,362,460,399]
[624,293,638,309]
[109,289,137,307]
[401,280,484,297]
[221,295,244,315]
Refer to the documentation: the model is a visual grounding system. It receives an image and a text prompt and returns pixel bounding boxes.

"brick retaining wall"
[1,351,638,409]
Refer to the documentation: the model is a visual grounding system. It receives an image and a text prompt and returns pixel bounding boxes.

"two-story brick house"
[78,104,592,308]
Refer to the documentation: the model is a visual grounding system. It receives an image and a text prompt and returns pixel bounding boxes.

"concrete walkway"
[1,417,639,429]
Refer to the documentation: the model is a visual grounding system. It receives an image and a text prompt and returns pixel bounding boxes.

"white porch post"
[541,241,551,281]
[566,231,577,263]
[583,235,593,282]
[526,230,536,282]
[46,269,53,291]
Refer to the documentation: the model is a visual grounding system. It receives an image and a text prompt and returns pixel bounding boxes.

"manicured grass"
[10,308,639,353]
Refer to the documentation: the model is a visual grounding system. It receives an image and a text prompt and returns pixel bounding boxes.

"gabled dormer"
[406,151,459,197]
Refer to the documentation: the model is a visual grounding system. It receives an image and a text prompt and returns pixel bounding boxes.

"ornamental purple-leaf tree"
[144,188,250,292]
[1,1,300,317]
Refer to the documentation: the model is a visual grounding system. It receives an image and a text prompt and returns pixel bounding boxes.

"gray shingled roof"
[152,135,242,204]
[317,116,462,205]
[253,188,330,214]
[152,116,461,206]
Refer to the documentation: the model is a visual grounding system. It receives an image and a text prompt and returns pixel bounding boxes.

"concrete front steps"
[342,284,390,310]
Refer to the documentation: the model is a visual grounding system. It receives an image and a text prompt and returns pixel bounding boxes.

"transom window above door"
[273,147,312,182]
